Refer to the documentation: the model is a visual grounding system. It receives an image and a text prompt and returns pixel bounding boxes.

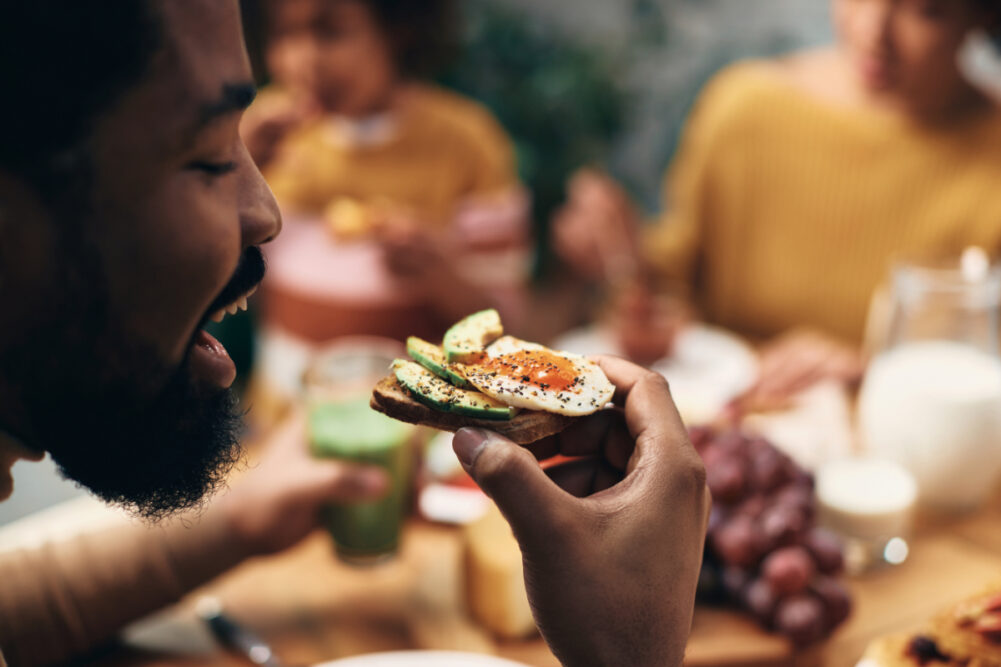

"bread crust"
[370,375,575,445]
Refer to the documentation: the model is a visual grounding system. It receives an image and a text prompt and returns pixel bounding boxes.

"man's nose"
[237,142,282,247]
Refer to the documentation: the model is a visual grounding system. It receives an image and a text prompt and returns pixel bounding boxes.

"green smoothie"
[309,397,415,563]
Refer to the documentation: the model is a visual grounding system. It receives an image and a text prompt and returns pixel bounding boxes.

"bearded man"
[0,2,709,666]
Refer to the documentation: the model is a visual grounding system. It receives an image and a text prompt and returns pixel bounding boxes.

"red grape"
[775,594,826,645]
[721,565,751,599]
[688,426,713,451]
[805,528,845,575]
[790,468,815,490]
[695,427,851,645]
[760,503,808,550]
[773,484,813,513]
[761,546,815,595]
[707,459,746,504]
[714,430,748,458]
[735,494,767,520]
[700,444,727,469]
[711,514,761,567]
[811,576,852,629]
[749,449,790,493]
[743,577,779,625]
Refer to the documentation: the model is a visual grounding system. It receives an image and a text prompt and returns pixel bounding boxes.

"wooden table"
[88,496,1001,667]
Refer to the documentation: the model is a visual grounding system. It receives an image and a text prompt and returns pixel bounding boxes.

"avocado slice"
[443,309,503,363]
[392,359,516,421]
[406,336,470,388]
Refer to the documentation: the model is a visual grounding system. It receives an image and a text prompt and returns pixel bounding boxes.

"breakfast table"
[78,488,1001,667]
[7,320,1000,667]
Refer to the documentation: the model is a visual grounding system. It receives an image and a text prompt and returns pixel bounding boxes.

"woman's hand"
[552,169,640,281]
[608,282,691,365]
[738,328,865,411]
[216,409,389,556]
[453,356,710,667]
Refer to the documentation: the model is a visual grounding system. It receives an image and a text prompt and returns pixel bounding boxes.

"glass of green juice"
[304,339,417,566]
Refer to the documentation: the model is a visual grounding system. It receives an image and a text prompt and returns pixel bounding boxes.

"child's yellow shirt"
[264,83,518,226]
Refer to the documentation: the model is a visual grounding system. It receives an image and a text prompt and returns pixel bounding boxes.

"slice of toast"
[369,375,575,445]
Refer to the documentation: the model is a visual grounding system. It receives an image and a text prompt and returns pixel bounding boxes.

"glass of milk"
[858,249,1001,512]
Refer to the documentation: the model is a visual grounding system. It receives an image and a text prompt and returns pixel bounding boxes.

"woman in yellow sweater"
[555,0,1001,403]
[243,0,529,343]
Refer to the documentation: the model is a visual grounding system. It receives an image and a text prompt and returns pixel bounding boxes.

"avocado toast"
[370,309,614,444]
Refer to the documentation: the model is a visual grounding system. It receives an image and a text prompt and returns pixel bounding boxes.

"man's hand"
[217,409,388,556]
[453,357,710,667]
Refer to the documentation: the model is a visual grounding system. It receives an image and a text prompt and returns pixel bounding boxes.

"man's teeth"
[208,286,258,324]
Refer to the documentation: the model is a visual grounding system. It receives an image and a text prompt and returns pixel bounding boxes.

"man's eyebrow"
[198,82,257,126]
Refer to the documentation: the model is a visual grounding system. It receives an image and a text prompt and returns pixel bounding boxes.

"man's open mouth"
[207,283,258,323]
[199,247,267,328]
[189,247,267,389]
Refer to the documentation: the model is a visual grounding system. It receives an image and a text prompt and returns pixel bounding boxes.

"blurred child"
[555,0,1001,405]
[244,0,530,344]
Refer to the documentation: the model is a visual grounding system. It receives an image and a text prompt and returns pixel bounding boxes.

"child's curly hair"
[262,0,458,79]
[364,0,458,77]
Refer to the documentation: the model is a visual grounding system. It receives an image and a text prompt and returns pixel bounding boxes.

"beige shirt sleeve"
[0,509,248,666]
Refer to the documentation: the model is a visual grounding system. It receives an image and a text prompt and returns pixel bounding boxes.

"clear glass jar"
[858,249,1001,512]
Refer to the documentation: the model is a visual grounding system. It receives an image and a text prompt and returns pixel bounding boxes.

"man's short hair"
[0,1,161,194]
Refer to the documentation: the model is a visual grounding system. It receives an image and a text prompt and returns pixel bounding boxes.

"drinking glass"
[304,338,417,565]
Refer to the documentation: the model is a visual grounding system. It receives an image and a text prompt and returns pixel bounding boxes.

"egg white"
[458,336,615,416]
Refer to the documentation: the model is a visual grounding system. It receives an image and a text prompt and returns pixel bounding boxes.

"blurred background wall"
[481,0,833,211]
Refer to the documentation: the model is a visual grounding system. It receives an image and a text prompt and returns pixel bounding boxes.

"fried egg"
[457,336,615,416]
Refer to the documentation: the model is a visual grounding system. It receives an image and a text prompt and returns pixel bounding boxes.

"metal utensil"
[196,596,284,667]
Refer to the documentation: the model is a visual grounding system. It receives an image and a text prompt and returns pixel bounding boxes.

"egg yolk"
[481,350,579,393]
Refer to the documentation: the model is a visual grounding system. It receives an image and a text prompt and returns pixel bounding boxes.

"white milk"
[857,341,1001,511]
[816,458,917,542]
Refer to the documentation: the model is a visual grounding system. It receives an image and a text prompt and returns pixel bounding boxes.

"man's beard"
[3,240,244,521]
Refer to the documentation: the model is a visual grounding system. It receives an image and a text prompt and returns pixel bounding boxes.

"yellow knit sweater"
[264,83,518,225]
[645,62,1001,343]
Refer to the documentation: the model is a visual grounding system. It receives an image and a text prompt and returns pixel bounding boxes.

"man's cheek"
[132,196,239,362]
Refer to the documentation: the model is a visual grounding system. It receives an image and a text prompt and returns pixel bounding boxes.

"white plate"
[553,324,758,424]
[316,651,532,667]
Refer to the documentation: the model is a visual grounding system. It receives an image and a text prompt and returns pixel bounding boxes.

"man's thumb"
[453,428,565,545]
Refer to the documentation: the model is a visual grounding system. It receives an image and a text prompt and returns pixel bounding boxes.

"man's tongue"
[190,329,237,389]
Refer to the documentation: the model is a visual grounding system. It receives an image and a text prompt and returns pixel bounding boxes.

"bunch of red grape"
[690,426,852,646]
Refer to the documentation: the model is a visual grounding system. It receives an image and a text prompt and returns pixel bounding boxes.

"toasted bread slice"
[370,375,575,445]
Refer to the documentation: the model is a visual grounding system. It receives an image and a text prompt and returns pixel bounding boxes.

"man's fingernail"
[453,428,490,468]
